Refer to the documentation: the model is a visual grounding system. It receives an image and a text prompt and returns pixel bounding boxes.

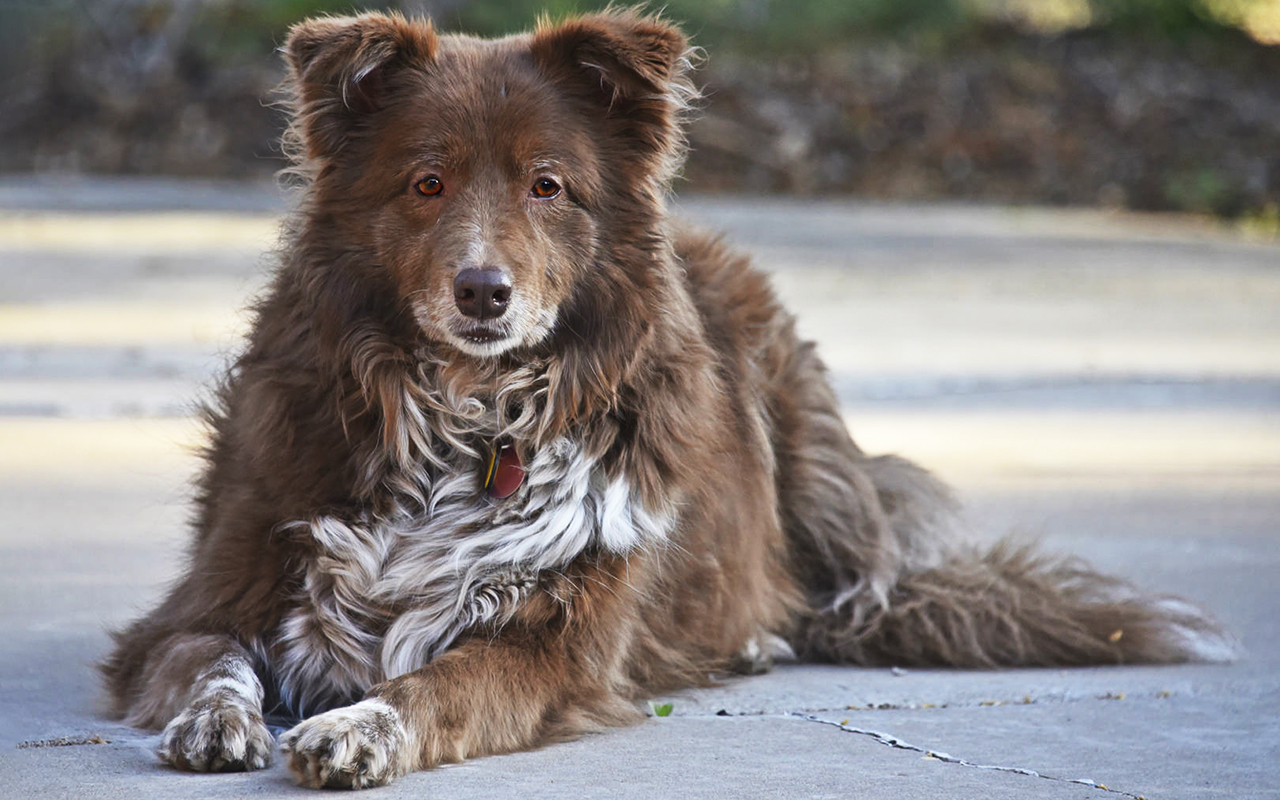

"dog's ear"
[531,10,694,182]
[283,12,436,160]
[531,10,688,100]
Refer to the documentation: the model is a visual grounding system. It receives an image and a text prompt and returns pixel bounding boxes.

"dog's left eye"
[531,178,561,199]
[414,176,443,197]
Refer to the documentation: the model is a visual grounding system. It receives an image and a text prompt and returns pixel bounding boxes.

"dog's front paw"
[281,699,411,789]
[157,693,273,772]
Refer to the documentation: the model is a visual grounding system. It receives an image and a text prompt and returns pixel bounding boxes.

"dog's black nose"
[453,268,512,320]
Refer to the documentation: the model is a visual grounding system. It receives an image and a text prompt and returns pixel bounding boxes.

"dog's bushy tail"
[788,457,1237,668]
[793,538,1237,667]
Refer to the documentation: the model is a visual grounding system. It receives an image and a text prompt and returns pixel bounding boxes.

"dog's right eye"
[531,178,561,199]
[414,176,444,197]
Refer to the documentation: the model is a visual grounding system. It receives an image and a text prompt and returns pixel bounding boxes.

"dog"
[102,9,1235,789]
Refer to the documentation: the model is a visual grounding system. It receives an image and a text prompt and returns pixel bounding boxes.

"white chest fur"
[272,437,672,716]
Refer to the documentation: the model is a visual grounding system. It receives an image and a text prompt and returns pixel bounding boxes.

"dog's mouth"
[448,321,512,348]
[454,323,510,346]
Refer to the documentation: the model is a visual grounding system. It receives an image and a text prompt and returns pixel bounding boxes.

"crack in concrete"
[790,712,1148,800]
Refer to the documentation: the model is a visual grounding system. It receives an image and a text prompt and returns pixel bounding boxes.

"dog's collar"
[483,442,525,499]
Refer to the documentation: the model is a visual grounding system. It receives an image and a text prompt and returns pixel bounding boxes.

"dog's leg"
[282,566,637,789]
[282,632,625,788]
[728,629,796,675]
[132,633,273,772]
[769,338,908,608]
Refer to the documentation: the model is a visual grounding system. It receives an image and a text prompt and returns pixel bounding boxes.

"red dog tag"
[484,443,525,499]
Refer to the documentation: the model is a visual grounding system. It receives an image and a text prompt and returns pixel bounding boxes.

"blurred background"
[1,0,1280,222]
[3,3,1280,794]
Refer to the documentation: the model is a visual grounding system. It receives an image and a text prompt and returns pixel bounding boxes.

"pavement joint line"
[788,711,1148,800]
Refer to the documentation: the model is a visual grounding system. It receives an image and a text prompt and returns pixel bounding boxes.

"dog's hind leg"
[764,333,913,627]
[106,631,273,772]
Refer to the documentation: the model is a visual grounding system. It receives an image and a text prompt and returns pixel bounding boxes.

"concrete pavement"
[1,179,1277,798]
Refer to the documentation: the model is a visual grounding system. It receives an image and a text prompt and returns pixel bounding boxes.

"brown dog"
[101,9,1234,789]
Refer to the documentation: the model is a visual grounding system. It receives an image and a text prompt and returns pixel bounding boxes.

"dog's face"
[284,12,689,358]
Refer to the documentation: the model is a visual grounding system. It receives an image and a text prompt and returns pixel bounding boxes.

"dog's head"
[282,10,693,359]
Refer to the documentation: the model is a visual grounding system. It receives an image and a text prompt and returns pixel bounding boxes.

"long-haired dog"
[102,9,1234,789]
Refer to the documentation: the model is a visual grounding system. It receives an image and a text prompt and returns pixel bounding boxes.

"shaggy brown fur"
[102,9,1235,789]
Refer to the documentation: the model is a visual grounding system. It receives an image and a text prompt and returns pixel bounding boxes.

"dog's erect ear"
[530,10,688,101]
[283,12,436,160]
[531,10,694,183]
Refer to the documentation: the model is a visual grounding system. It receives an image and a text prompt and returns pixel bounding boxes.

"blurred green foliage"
[419,0,1274,49]
[1089,0,1225,36]
[117,0,1280,58]
[442,0,976,50]
[1165,168,1233,215]
[5,0,1272,74]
